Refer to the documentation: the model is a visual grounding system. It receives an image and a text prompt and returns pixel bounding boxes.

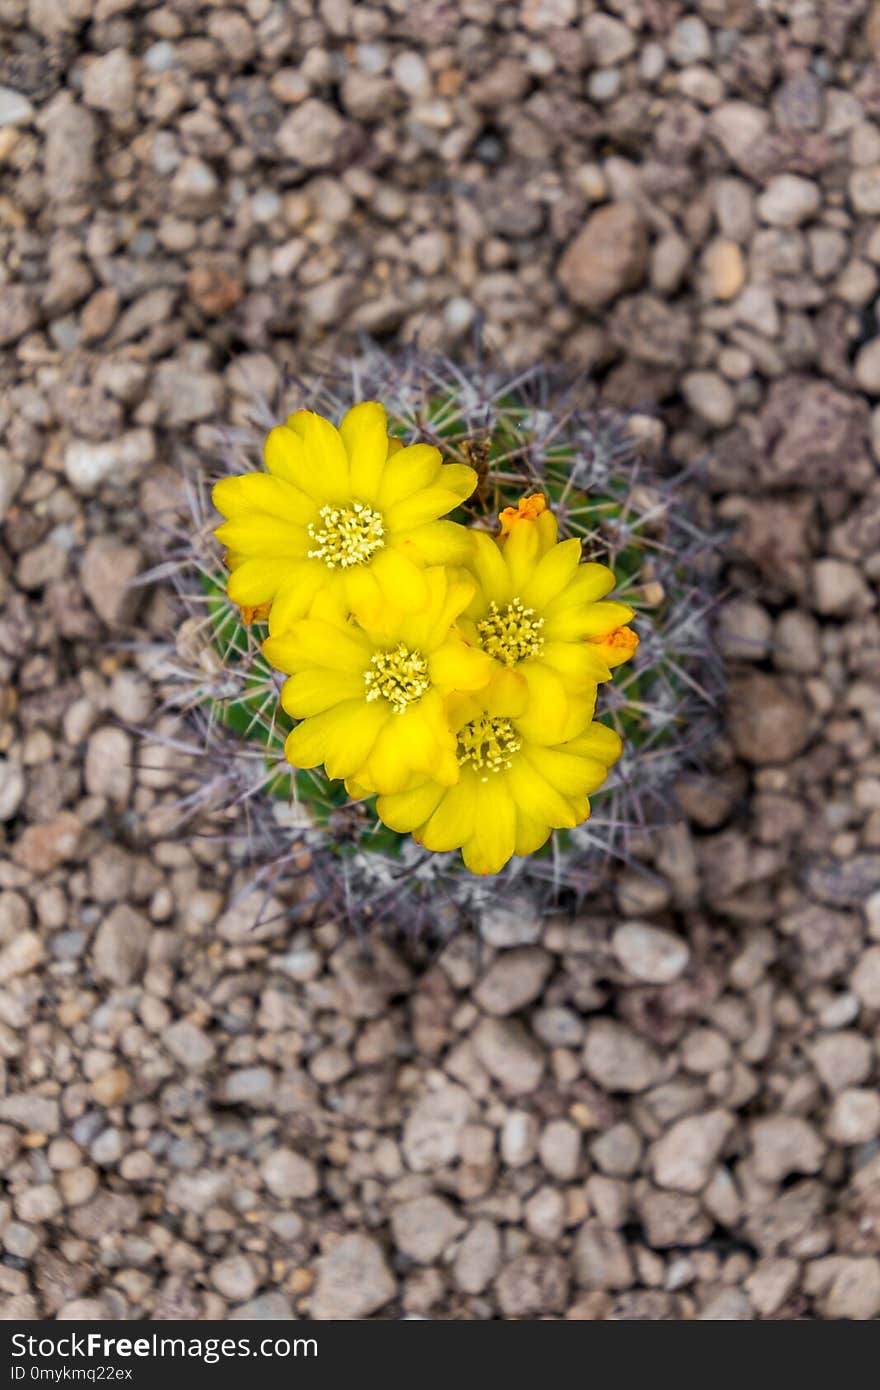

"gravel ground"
[2,0,880,1321]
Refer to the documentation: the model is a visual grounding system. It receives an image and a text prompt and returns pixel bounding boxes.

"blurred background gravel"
[1,0,880,1320]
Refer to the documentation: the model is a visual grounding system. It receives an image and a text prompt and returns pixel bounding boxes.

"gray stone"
[453,1219,500,1294]
[64,430,155,494]
[750,1116,825,1183]
[390,1195,464,1264]
[473,948,552,1015]
[583,1020,661,1093]
[310,1235,396,1320]
[261,1148,319,1200]
[651,1110,734,1193]
[277,100,347,169]
[0,88,34,127]
[611,922,690,983]
[0,286,38,347]
[572,1221,633,1289]
[402,1083,473,1171]
[92,905,150,986]
[472,1017,545,1094]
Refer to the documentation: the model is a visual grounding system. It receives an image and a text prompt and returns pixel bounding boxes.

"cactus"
[145,347,720,932]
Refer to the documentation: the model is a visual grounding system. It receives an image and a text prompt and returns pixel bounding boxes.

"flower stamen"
[456,714,522,779]
[307,502,385,569]
[477,598,545,666]
[364,643,430,713]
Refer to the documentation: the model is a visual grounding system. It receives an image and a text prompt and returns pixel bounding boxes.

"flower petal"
[227,557,295,606]
[215,516,309,558]
[519,537,582,610]
[524,745,612,798]
[267,562,327,635]
[371,547,429,612]
[564,721,623,766]
[469,530,511,607]
[541,639,612,685]
[464,777,517,874]
[376,442,442,508]
[263,619,368,675]
[386,485,472,531]
[508,755,578,829]
[280,669,364,719]
[418,779,476,852]
[264,425,317,494]
[402,519,475,564]
[429,640,494,692]
[542,561,616,613]
[545,600,635,641]
[297,410,351,501]
[212,473,316,527]
[514,811,552,857]
[342,564,385,626]
[285,700,386,780]
[377,781,445,833]
[339,401,388,501]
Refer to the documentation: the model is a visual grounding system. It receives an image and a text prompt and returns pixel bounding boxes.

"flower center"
[307,502,385,569]
[364,644,430,714]
[456,715,522,778]
[477,598,545,666]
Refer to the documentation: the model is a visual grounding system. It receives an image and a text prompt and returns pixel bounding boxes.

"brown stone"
[727,673,811,765]
[557,203,648,310]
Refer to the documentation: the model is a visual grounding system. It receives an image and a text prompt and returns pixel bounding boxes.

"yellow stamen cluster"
[477,598,545,666]
[456,715,522,778]
[307,502,385,569]
[364,643,430,714]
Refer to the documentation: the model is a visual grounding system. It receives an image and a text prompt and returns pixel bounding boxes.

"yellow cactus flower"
[212,401,477,636]
[375,672,623,875]
[261,568,494,794]
[459,492,637,738]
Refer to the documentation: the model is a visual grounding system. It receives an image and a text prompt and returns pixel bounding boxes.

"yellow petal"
[541,639,612,685]
[543,561,616,613]
[342,565,385,626]
[280,669,364,719]
[469,530,510,607]
[429,641,494,692]
[514,811,552,857]
[285,700,386,779]
[267,563,327,635]
[264,425,315,493]
[227,557,294,606]
[339,401,388,501]
[403,519,475,565]
[263,619,367,675]
[524,745,611,798]
[376,442,442,508]
[500,511,542,592]
[465,777,516,874]
[587,625,640,668]
[519,537,583,610]
[215,516,309,558]
[545,600,635,642]
[371,547,429,611]
[361,713,435,795]
[482,667,530,718]
[418,780,475,852]
[298,411,351,501]
[518,663,570,738]
[386,486,471,531]
[212,473,316,527]
[564,721,623,767]
[377,781,445,833]
[508,756,577,829]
